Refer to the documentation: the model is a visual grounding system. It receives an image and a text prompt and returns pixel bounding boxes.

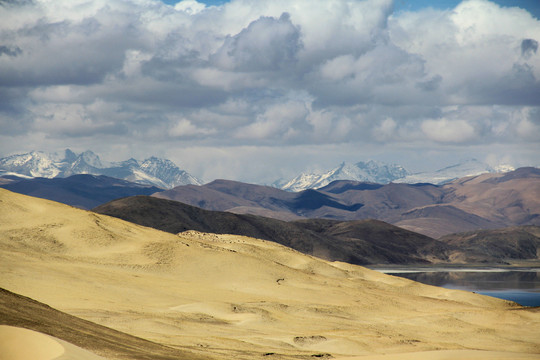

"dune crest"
[0,325,64,360]
[0,325,106,360]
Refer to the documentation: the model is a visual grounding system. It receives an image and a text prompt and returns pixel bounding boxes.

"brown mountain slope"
[94,195,450,265]
[438,225,540,263]
[153,179,297,213]
[1,188,540,360]
[152,168,540,238]
[394,167,540,238]
[440,167,540,226]
[394,205,500,239]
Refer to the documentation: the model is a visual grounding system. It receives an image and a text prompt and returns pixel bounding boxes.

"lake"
[371,267,540,307]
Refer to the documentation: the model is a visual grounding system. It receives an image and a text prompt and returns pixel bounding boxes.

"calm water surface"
[372,267,540,307]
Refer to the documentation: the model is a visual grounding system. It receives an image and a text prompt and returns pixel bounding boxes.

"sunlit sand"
[0,189,539,359]
[0,325,105,360]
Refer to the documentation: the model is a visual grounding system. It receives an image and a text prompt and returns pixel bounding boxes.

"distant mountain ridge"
[1,150,519,190]
[0,149,202,189]
[277,160,409,192]
[94,194,540,265]
[0,174,164,210]
[395,159,514,185]
[277,158,515,191]
[155,167,540,238]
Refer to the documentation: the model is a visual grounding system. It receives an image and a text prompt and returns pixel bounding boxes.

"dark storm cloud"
[110,79,229,109]
[0,0,34,6]
[521,38,538,58]
[416,75,442,92]
[0,45,22,57]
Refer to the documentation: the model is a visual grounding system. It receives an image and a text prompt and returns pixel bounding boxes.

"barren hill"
[153,168,540,238]
[1,188,539,359]
[94,195,449,265]
[438,225,540,263]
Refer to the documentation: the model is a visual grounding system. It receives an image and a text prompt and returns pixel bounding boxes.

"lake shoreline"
[367,261,540,273]
[367,263,540,307]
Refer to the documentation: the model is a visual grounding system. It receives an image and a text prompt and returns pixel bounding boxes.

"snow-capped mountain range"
[276,159,515,191]
[395,159,514,185]
[0,149,202,189]
[277,161,410,192]
[0,150,518,191]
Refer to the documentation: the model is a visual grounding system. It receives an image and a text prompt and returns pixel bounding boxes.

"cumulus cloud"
[514,107,540,141]
[235,100,308,141]
[390,0,540,106]
[170,117,216,137]
[174,0,206,15]
[212,13,301,72]
[421,118,476,143]
[373,118,398,141]
[0,0,539,181]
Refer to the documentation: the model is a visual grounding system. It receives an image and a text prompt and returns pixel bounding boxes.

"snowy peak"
[140,157,177,178]
[396,159,514,185]
[350,160,409,183]
[0,151,61,178]
[140,156,202,188]
[279,159,514,191]
[62,150,105,177]
[281,160,410,192]
[63,149,78,163]
[0,150,201,189]
[78,150,104,169]
[117,158,140,168]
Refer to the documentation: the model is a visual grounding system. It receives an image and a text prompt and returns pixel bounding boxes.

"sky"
[1,0,539,184]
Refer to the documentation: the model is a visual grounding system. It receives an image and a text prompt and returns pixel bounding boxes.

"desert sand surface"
[336,349,540,360]
[0,188,539,360]
[0,325,106,360]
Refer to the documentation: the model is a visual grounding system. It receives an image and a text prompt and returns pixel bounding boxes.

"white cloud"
[421,118,476,143]
[373,117,397,141]
[211,12,301,72]
[170,117,216,137]
[235,100,308,140]
[390,0,540,104]
[174,0,206,15]
[1,0,539,182]
[319,55,356,81]
[515,108,540,141]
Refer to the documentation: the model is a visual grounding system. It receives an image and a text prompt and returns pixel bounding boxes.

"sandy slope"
[0,325,105,360]
[0,188,539,360]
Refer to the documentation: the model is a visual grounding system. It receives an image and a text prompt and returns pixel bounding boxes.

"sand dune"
[0,188,539,359]
[337,350,540,360]
[0,325,105,360]
[0,325,64,360]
